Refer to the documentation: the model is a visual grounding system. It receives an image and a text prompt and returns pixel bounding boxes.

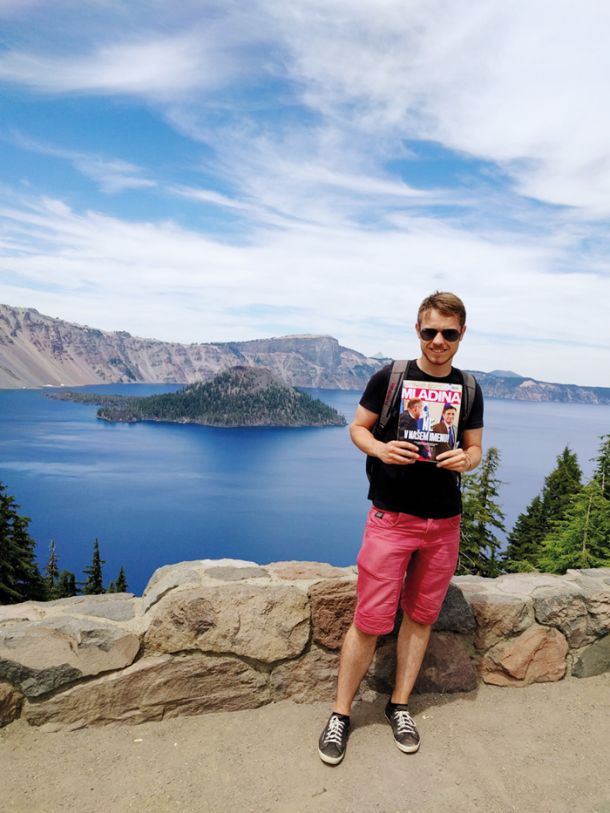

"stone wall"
[1,560,609,731]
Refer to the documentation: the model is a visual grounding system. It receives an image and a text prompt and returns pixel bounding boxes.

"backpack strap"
[459,370,476,427]
[455,369,477,453]
[374,359,409,437]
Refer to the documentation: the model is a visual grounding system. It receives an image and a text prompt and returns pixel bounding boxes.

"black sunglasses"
[419,327,462,342]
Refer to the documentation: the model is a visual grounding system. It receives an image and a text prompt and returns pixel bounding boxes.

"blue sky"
[1,1,610,386]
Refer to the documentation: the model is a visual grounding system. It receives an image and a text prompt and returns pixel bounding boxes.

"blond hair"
[417,292,466,327]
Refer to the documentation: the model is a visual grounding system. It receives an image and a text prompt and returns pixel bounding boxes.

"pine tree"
[55,569,77,598]
[45,539,59,596]
[538,480,610,573]
[82,539,105,595]
[458,447,506,577]
[502,495,545,572]
[540,447,582,528]
[0,482,47,604]
[593,434,610,501]
[503,446,582,572]
[115,566,128,593]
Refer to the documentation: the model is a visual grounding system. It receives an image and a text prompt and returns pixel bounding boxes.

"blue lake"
[1,384,608,595]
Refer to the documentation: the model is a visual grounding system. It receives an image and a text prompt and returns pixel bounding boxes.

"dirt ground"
[2,674,610,813]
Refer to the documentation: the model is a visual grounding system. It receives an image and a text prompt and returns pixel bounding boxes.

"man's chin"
[426,353,451,365]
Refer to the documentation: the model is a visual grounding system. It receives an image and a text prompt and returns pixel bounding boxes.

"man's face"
[443,408,456,426]
[410,401,423,418]
[416,308,465,370]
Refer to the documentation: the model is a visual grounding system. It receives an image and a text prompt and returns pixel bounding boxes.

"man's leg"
[385,516,460,753]
[396,517,460,699]
[319,507,413,764]
[318,623,378,764]
[383,613,430,754]
[334,623,378,715]
[336,508,415,713]
[391,613,431,705]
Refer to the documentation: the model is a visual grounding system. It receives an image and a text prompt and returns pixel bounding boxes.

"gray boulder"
[144,583,310,663]
[434,583,476,634]
[571,635,610,678]
[25,654,270,729]
[0,616,140,697]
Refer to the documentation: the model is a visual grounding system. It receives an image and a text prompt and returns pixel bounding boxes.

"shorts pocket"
[367,508,401,529]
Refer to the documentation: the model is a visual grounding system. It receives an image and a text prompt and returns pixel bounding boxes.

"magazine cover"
[397,379,463,462]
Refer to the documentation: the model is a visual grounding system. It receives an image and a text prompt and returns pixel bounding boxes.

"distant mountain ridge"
[488,369,522,379]
[1,304,610,404]
[0,304,382,391]
[467,370,610,404]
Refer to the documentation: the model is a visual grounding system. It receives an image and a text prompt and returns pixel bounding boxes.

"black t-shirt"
[360,361,484,518]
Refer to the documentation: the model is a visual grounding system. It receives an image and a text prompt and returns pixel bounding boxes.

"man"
[318,291,484,765]
[397,397,430,459]
[398,398,423,435]
[430,403,458,459]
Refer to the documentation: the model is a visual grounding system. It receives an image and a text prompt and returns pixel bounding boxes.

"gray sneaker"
[384,701,420,753]
[318,712,350,765]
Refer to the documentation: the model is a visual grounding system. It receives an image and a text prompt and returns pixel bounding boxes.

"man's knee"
[350,620,379,641]
[340,621,379,653]
[400,609,434,628]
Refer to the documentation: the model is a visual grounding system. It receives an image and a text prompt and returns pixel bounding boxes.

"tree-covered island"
[49,366,347,427]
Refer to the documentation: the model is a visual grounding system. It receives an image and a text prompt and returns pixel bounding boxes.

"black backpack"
[365,359,477,482]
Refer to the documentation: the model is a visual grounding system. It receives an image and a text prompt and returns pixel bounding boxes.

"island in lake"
[50,366,347,428]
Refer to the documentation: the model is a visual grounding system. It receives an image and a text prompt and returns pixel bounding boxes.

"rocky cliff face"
[0,305,384,390]
[473,371,610,404]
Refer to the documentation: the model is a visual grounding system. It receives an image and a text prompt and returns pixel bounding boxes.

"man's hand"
[376,440,420,465]
[435,448,472,472]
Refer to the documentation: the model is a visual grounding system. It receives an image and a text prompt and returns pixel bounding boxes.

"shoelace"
[393,709,417,736]
[323,715,346,746]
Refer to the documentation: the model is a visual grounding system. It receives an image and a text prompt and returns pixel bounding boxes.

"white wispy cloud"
[170,116,454,233]
[172,186,255,212]
[4,2,610,215]
[261,0,610,215]
[0,26,246,99]
[1,192,609,385]
[8,133,156,194]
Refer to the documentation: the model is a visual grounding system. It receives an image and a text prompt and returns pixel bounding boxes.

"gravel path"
[2,675,610,813]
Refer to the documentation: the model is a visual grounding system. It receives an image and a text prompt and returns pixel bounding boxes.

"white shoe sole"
[393,739,420,754]
[318,748,345,765]
[385,711,421,753]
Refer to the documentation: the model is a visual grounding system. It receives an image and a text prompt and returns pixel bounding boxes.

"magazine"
[397,379,462,462]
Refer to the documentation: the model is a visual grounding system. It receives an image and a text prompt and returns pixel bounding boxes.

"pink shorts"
[354,508,461,634]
